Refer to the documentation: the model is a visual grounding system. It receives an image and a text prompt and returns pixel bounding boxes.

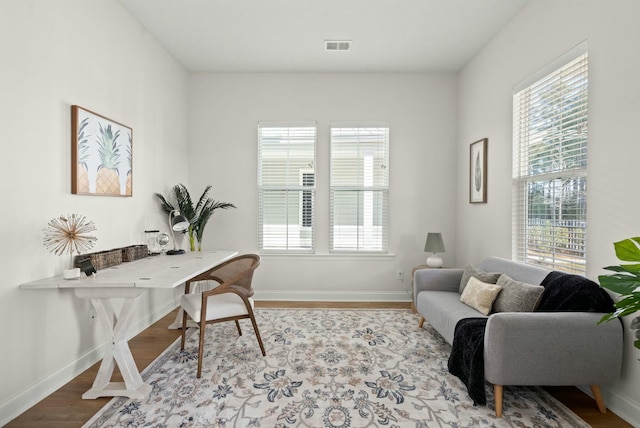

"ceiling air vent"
[325,40,351,51]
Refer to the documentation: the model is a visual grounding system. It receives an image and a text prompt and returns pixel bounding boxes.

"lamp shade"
[167,210,189,255]
[424,232,445,268]
[424,232,445,253]
[171,213,190,232]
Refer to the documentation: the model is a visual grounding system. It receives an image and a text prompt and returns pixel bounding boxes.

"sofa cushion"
[459,264,501,294]
[493,274,545,313]
[460,276,502,316]
[477,257,550,286]
[416,291,485,344]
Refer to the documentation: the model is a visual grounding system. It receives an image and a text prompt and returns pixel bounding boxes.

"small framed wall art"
[71,105,133,196]
[469,138,488,203]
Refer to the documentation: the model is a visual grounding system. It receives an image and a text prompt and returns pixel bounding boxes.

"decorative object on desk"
[157,232,170,253]
[424,232,445,268]
[598,237,640,353]
[43,214,97,279]
[155,183,236,251]
[144,230,160,255]
[469,138,488,203]
[167,210,190,255]
[75,248,122,271]
[120,245,149,262]
[78,258,97,276]
[71,105,133,196]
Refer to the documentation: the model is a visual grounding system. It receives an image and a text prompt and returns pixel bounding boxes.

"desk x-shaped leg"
[75,287,152,399]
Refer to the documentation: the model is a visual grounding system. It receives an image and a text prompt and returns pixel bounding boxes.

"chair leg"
[247,310,266,356]
[180,307,188,350]
[418,316,425,328]
[494,385,504,418]
[196,321,207,378]
[235,319,243,335]
[590,385,607,414]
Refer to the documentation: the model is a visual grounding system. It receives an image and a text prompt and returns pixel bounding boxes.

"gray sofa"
[413,256,624,417]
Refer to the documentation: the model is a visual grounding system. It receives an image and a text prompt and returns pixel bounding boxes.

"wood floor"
[7,302,632,427]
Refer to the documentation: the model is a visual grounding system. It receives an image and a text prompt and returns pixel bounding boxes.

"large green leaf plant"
[154,184,235,251]
[598,237,640,350]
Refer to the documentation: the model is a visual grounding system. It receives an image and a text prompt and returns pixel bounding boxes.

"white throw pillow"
[460,276,502,316]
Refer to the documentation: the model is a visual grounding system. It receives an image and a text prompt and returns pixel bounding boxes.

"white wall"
[187,73,458,300]
[456,0,640,424]
[6,0,637,425]
[0,0,189,423]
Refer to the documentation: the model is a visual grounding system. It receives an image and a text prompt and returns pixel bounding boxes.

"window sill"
[259,252,395,261]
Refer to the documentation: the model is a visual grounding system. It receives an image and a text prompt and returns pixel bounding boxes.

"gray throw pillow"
[459,264,501,294]
[492,274,545,313]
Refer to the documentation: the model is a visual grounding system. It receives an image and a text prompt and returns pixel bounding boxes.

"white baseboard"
[0,299,179,427]
[254,291,412,302]
[578,385,640,427]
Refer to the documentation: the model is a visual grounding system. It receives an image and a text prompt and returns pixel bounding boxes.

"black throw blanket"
[447,318,488,404]
[447,271,615,405]
[536,271,615,313]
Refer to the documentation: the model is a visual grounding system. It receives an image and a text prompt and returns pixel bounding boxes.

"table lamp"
[424,232,445,268]
[167,210,190,255]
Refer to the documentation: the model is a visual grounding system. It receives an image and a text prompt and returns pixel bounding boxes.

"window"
[330,123,389,253]
[258,122,316,252]
[512,43,588,274]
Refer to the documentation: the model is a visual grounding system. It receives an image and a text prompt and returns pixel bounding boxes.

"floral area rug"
[84,308,589,427]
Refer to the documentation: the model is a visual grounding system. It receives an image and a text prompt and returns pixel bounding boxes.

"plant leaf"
[598,274,640,295]
[614,293,640,311]
[194,199,236,242]
[173,184,197,223]
[598,312,617,324]
[619,264,640,274]
[613,238,640,262]
[603,265,640,273]
[195,185,212,213]
[154,193,175,214]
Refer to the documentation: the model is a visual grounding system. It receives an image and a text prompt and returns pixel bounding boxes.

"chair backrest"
[210,253,260,296]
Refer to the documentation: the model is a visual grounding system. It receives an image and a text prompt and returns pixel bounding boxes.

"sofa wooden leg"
[418,316,425,328]
[590,385,607,414]
[494,385,503,418]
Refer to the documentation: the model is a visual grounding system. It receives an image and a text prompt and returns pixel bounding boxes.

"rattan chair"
[180,253,266,378]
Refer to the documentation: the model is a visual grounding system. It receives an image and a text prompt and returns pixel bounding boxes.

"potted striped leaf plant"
[154,184,235,251]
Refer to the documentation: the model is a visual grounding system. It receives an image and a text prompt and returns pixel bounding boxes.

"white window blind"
[258,122,316,253]
[513,44,588,274]
[330,123,389,253]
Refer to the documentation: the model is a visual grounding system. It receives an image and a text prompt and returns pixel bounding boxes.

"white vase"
[63,268,81,280]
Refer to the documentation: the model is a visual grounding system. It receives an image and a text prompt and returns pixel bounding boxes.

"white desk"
[20,250,237,399]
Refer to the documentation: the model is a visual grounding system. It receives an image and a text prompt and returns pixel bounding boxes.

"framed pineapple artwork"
[71,105,132,196]
[469,138,487,203]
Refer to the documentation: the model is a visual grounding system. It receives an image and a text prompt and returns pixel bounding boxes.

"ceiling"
[119,0,528,73]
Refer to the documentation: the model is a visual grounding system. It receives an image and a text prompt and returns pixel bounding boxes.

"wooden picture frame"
[71,105,132,196]
[469,138,488,203]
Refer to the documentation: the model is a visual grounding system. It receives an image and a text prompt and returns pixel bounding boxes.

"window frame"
[329,122,390,254]
[512,42,589,274]
[257,122,317,254]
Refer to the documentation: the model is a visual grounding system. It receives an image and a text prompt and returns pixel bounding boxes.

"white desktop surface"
[20,250,238,289]
[20,250,238,399]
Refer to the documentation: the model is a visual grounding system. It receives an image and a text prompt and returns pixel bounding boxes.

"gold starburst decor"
[43,214,97,271]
